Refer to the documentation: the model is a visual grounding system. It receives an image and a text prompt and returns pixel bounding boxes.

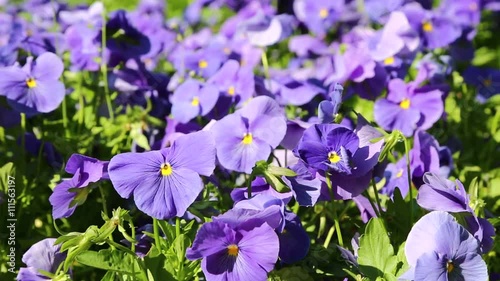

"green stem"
[175,217,181,237]
[100,9,114,121]
[371,177,383,220]
[325,173,344,247]
[246,173,254,198]
[62,97,69,138]
[404,137,413,224]
[153,218,161,250]
[323,226,335,248]
[261,49,271,89]
[98,185,108,217]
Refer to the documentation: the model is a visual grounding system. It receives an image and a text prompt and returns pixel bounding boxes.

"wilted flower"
[108,131,216,219]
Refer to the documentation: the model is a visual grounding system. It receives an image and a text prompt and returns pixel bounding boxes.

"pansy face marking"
[160,163,173,176]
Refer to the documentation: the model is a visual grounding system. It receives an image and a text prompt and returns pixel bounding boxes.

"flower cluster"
[0,0,497,280]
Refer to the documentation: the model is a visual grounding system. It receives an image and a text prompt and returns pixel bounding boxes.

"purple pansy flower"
[417,173,471,213]
[417,172,495,253]
[0,52,65,115]
[108,131,216,219]
[402,211,488,281]
[97,10,151,61]
[381,156,410,198]
[49,154,109,219]
[410,130,442,187]
[278,211,310,264]
[207,59,254,105]
[374,78,444,137]
[293,0,344,37]
[231,177,292,205]
[65,23,100,72]
[170,79,219,124]
[186,220,279,281]
[211,96,287,174]
[463,66,500,103]
[17,238,67,281]
[403,2,462,50]
[295,115,383,199]
[353,195,380,223]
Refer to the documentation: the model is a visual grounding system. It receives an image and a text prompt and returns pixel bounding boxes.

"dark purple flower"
[211,96,287,174]
[463,66,500,103]
[17,238,67,280]
[49,154,109,219]
[280,119,312,150]
[170,79,219,124]
[295,115,383,199]
[98,10,151,60]
[186,220,279,281]
[402,211,488,281]
[374,78,444,137]
[278,211,310,264]
[0,52,65,115]
[22,133,62,169]
[108,131,216,219]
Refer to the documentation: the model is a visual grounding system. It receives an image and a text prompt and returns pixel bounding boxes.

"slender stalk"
[325,173,344,247]
[323,226,335,248]
[62,97,69,138]
[261,49,271,89]
[363,190,381,218]
[98,185,108,217]
[175,217,181,237]
[404,137,413,224]
[100,8,114,121]
[371,177,383,220]
[153,218,161,250]
[246,173,253,198]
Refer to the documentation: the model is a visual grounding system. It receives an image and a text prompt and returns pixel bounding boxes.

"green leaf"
[144,255,176,281]
[395,242,409,277]
[358,218,398,279]
[75,249,143,278]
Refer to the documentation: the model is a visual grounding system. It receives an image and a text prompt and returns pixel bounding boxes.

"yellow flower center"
[422,21,433,32]
[484,79,492,87]
[223,47,231,54]
[160,163,173,176]
[26,78,37,88]
[328,151,341,164]
[396,169,404,178]
[242,133,253,145]
[446,261,454,273]
[383,57,395,65]
[191,96,200,106]
[399,99,411,109]
[319,8,329,19]
[198,60,208,69]
[227,244,239,257]
[228,86,236,96]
